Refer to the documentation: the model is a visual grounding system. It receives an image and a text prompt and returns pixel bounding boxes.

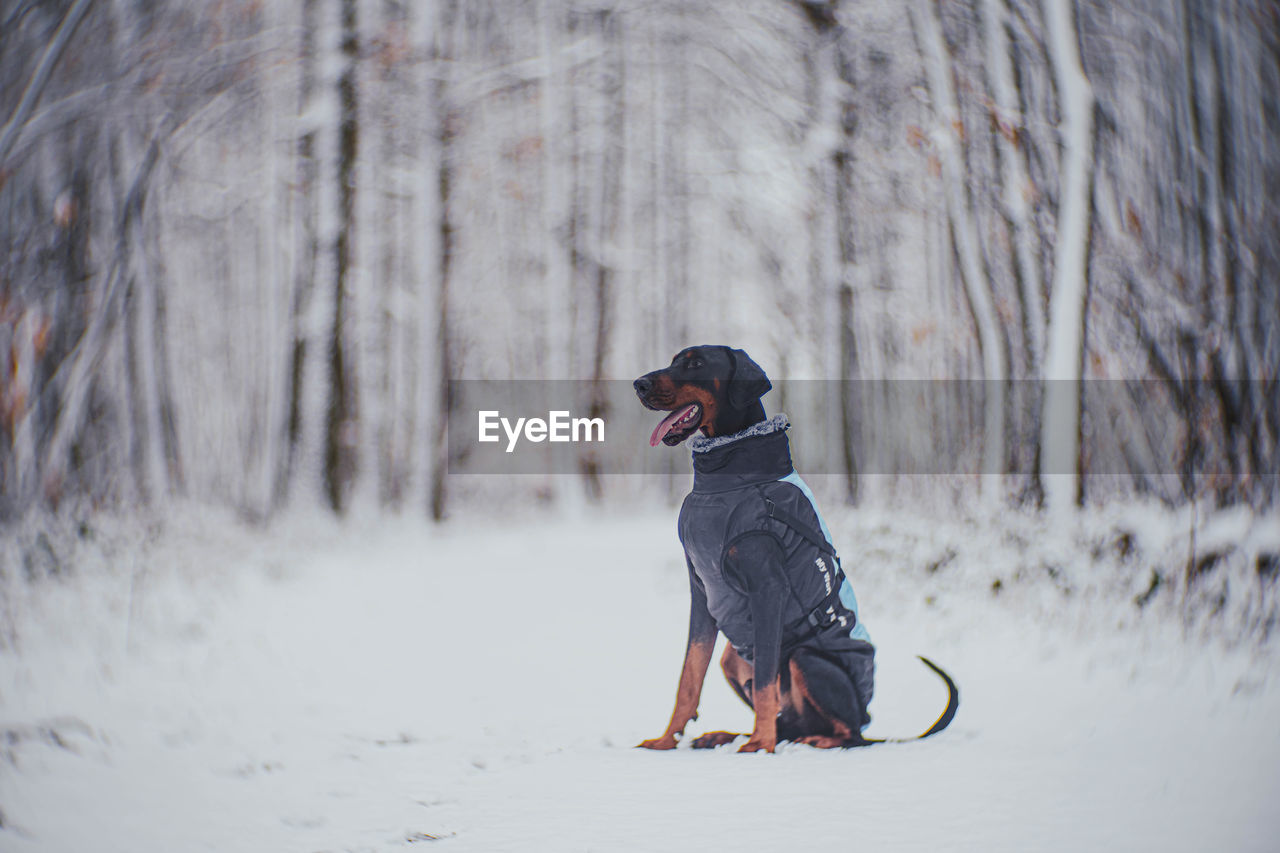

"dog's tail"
[863,655,959,745]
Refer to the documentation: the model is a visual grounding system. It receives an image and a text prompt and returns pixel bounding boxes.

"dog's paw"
[636,734,679,750]
[690,731,741,750]
[736,737,776,754]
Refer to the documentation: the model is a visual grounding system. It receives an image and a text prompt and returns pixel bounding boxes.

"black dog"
[634,345,957,752]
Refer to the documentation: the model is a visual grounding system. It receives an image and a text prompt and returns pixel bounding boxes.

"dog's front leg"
[725,534,787,754]
[638,564,718,750]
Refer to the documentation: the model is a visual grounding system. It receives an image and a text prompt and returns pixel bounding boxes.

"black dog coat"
[679,414,876,729]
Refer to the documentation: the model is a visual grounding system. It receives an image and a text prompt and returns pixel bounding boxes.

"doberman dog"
[634,345,958,753]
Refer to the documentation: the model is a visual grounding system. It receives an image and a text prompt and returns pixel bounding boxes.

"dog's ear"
[726,348,771,410]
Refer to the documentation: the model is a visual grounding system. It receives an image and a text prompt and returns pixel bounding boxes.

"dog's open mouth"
[649,403,702,447]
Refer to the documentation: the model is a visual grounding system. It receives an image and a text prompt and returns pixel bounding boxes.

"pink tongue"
[650,404,698,447]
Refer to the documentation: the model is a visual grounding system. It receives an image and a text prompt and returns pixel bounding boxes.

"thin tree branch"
[0,0,95,168]
[14,120,172,497]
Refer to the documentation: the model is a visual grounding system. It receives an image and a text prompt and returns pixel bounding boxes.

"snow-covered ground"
[2,502,1279,852]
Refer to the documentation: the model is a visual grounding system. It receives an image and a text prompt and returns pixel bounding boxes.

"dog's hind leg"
[719,644,755,708]
[778,650,869,748]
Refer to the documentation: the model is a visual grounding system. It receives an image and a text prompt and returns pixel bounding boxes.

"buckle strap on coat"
[763,497,837,557]
[802,586,846,629]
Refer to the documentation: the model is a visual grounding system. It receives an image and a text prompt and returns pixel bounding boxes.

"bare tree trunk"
[428,0,459,523]
[798,3,844,482]
[666,14,691,351]
[831,25,860,503]
[983,0,1045,375]
[324,0,360,513]
[146,209,182,496]
[352,0,387,511]
[539,0,571,381]
[123,128,167,505]
[646,18,667,366]
[281,0,325,509]
[373,0,414,509]
[581,9,625,501]
[838,284,860,504]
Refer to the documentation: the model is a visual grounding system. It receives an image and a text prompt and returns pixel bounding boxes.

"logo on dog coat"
[815,555,833,594]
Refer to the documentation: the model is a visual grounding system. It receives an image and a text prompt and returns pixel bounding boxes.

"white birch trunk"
[914,0,1008,493]
[809,32,844,474]
[405,0,435,513]
[292,0,340,510]
[1039,0,1096,514]
[9,311,40,503]
[350,0,380,513]
[257,0,291,516]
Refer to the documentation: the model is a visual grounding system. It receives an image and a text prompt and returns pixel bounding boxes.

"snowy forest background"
[1,0,1277,522]
[3,2,1280,847]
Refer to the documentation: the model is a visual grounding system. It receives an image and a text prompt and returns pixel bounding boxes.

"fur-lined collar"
[689,413,790,454]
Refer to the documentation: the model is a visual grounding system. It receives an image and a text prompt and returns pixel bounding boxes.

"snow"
[2,502,1279,852]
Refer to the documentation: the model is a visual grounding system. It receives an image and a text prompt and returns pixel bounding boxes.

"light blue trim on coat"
[778,471,834,544]
[778,470,871,643]
[840,579,871,642]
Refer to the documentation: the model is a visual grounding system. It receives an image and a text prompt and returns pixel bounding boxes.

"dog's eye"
[687,357,704,369]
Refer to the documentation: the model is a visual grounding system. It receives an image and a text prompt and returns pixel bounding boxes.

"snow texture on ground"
[2,504,1279,852]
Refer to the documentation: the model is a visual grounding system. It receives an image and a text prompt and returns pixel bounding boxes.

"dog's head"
[633,346,772,446]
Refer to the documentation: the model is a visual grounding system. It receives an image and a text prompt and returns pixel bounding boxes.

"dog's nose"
[634,376,653,396]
